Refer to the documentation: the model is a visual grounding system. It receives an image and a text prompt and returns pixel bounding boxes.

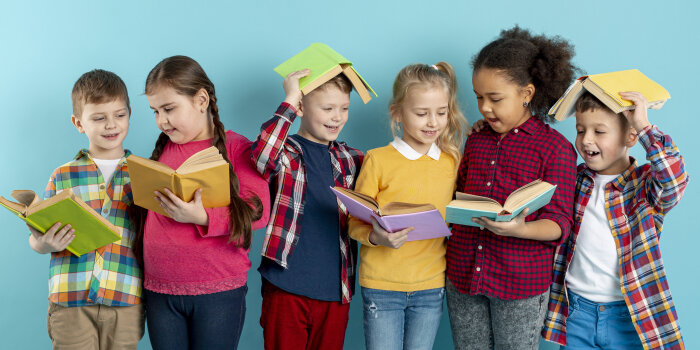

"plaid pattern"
[45,149,142,307]
[251,103,363,304]
[447,117,577,299]
[543,126,688,350]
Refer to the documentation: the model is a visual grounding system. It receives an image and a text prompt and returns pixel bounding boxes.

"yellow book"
[127,146,230,216]
[549,69,670,121]
[0,188,121,257]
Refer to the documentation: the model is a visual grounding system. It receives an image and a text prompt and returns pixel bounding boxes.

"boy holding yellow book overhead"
[28,70,144,349]
[543,72,688,349]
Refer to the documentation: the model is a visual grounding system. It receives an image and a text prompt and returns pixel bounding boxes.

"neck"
[88,146,124,160]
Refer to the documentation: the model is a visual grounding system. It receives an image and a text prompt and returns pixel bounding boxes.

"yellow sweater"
[348,144,457,291]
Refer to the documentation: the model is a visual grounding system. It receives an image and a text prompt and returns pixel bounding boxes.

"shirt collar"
[483,115,541,137]
[74,149,132,162]
[390,137,441,161]
[580,156,637,190]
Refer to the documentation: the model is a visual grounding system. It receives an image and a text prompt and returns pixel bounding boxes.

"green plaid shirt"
[45,149,142,307]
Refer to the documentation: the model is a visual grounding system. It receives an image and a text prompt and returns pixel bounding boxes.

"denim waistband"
[568,290,629,316]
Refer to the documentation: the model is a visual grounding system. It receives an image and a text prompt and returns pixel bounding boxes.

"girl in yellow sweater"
[349,62,467,350]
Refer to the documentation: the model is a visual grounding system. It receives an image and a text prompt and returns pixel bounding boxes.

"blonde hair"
[389,62,468,162]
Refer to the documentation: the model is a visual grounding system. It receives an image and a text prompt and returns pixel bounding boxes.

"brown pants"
[46,302,145,350]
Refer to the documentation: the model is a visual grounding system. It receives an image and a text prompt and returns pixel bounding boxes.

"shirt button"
[99,184,105,190]
[487,182,491,187]
[490,160,495,165]
[103,209,109,214]
[514,129,519,134]
[478,245,483,250]
[476,267,481,272]
[598,305,606,312]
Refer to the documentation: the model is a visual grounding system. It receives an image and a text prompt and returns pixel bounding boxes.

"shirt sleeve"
[536,136,577,246]
[348,151,379,247]
[250,102,298,180]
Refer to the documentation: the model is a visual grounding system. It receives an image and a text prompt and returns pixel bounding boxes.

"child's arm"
[620,92,689,216]
[28,223,75,254]
[251,70,309,180]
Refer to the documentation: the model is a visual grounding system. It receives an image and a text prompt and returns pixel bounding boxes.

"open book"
[0,188,121,256]
[549,69,670,121]
[445,180,556,227]
[274,43,377,104]
[331,187,451,241]
[127,146,230,216]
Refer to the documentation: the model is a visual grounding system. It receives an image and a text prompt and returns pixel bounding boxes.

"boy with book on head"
[28,69,144,349]
[542,89,688,349]
[251,66,364,349]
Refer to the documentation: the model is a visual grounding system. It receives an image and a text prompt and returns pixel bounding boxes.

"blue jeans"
[144,285,247,350]
[562,290,643,350]
[361,286,444,350]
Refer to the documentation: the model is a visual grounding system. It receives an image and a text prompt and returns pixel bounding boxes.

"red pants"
[260,281,350,350]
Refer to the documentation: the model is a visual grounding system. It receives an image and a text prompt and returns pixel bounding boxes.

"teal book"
[445,180,556,227]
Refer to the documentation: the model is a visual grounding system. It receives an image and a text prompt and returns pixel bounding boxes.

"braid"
[150,132,170,161]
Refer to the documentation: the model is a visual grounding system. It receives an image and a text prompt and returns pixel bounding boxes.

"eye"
[93,116,105,121]
[438,111,448,117]
[576,130,583,134]
[491,99,502,103]
[475,96,483,100]
[595,130,605,134]
[342,107,349,111]
[164,107,173,113]
[117,113,127,118]
[322,107,332,111]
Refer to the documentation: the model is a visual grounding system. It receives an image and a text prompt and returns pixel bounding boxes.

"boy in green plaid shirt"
[27,70,144,350]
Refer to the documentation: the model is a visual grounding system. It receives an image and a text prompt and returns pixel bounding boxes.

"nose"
[331,108,342,121]
[105,116,116,129]
[426,113,437,126]
[581,130,594,144]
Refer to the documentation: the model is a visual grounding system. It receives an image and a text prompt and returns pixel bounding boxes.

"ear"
[389,104,401,124]
[194,88,210,113]
[625,126,638,147]
[297,98,304,117]
[521,83,535,104]
[71,115,85,133]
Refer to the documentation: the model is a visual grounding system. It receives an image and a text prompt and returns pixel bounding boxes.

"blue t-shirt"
[258,134,342,301]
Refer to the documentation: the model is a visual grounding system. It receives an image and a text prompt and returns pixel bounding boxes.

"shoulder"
[538,124,575,155]
[335,140,364,160]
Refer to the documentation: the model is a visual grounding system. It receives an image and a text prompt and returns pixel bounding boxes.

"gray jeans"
[446,278,548,350]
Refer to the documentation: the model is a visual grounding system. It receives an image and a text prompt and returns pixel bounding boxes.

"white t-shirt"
[93,158,121,185]
[566,173,624,302]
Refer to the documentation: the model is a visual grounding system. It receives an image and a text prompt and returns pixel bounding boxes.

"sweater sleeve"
[348,151,379,247]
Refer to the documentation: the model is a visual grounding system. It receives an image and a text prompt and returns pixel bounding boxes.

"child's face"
[575,109,636,175]
[147,86,212,144]
[393,84,449,154]
[472,68,533,136]
[71,99,130,159]
[298,86,350,144]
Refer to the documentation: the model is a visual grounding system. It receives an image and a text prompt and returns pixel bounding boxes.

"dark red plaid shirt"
[447,117,576,300]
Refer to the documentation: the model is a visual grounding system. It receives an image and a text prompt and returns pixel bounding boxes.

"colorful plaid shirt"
[251,103,363,303]
[543,126,688,350]
[447,117,577,299]
[44,149,142,307]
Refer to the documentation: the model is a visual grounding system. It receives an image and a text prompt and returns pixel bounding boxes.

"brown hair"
[136,55,262,252]
[309,73,353,95]
[389,62,468,162]
[575,91,629,130]
[71,69,130,117]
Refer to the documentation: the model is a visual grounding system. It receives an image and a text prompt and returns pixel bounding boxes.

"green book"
[274,43,377,103]
[1,188,122,256]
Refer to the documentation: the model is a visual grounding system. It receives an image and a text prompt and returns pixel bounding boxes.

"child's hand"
[155,188,208,225]
[620,91,652,132]
[282,69,310,114]
[472,208,529,238]
[28,222,75,254]
[368,217,412,249]
[468,119,487,136]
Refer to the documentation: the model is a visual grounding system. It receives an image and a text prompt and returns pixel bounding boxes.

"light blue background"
[1,1,698,349]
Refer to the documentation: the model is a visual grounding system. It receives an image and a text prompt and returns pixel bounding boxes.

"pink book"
[331,187,451,241]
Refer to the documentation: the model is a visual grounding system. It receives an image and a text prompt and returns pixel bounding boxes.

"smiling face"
[575,108,635,175]
[393,84,449,154]
[472,67,534,137]
[72,99,130,159]
[297,85,350,144]
[147,86,212,144]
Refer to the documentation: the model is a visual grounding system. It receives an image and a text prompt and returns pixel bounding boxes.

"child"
[28,69,144,349]
[138,55,270,350]
[542,91,688,350]
[446,26,578,350]
[251,69,363,350]
[348,62,467,350]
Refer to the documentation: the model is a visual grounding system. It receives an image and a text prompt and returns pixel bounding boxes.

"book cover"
[331,187,451,241]
[0,188,121,257]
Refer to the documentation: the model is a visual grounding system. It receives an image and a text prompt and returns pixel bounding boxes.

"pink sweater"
[143,131,270,295]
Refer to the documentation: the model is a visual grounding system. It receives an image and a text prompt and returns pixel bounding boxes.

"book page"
[503,180,554,213]
[25,189,73,216]
[333,187,380,212]
[0,196,25,214]
[380,202,436,216]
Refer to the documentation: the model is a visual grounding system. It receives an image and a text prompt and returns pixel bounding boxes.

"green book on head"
[274,43,377,104]
[0,188,121,257]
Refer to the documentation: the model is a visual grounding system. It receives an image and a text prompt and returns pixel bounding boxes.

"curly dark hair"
[472,26,581,122]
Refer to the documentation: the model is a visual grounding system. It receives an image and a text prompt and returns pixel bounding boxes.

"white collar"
[390,137,441,161]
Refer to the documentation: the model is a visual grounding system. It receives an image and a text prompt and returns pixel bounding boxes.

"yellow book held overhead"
[274,43,377,104]
[549,69,670,121]
[127,146,230,217]
[0,188,121,257]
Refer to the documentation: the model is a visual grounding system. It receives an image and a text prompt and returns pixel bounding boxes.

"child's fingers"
[286,69,310,79]
[53,225,73,242]
[191,189,203,205]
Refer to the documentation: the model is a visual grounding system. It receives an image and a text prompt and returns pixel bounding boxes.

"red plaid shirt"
[251,103,363,303]
[447,117,577,299]
[543,126,688,350]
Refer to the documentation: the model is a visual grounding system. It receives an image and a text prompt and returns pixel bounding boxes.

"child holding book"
[348,62,467,350]
[251,69,363,350]
[542,91,688,350]
[28,69,144,349]
[137,55,270,350]
[446,26,578,349]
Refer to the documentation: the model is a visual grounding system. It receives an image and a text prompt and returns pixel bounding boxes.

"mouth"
[324,124,341,133]
[485,117,499,125]
[421,130,438,137]
[102,132,120,140]
[162,128,175,135]
[583,150,600,158]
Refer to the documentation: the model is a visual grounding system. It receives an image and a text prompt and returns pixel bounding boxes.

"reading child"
[446,26,578,350]
[28,69,144,349]
[138,55,270,350]
[542,91,688,350]
[251,69,363,350]
[348,62,467,350]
